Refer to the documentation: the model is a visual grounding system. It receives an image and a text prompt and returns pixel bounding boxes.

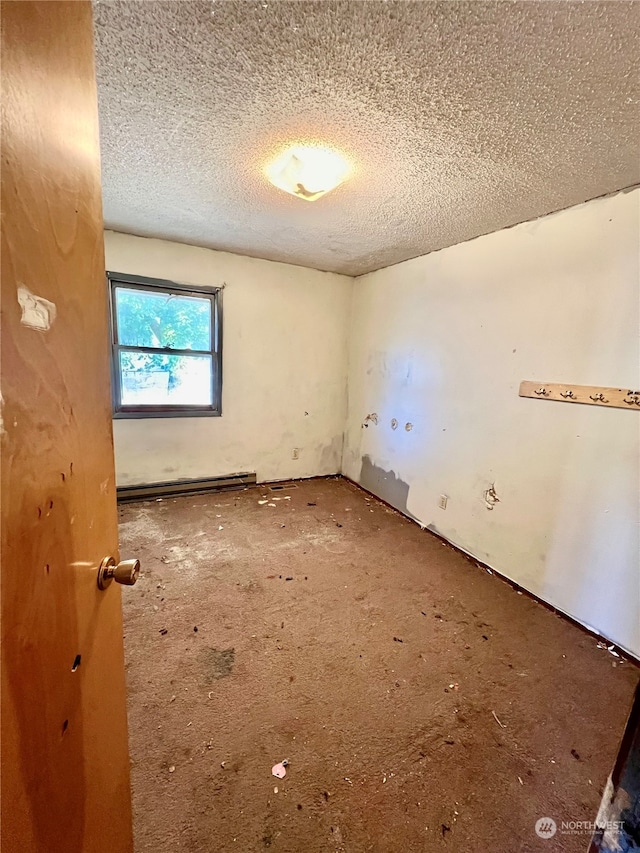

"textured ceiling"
[93,0,640,276]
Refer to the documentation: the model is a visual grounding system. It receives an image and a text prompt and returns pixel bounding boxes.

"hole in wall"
[71,654,81,672]
[61,719,69,737]
[44,564,50,575]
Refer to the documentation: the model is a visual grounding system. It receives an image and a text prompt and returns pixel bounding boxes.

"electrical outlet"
[438,494,448,510]
[292,448,300,460]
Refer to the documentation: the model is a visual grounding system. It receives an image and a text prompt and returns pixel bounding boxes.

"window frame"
[107,271,223,419]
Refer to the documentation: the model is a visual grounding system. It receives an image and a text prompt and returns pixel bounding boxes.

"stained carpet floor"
[118,476,638,853]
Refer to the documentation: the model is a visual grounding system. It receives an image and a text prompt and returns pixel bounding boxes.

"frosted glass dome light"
[265,145,351,201]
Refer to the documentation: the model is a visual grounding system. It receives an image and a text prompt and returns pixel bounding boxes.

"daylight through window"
[108,272,222,417]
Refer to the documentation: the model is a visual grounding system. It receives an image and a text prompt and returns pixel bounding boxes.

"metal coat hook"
[520,380,640,411]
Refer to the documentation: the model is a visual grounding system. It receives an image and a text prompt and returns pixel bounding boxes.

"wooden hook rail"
[519,381,640,411]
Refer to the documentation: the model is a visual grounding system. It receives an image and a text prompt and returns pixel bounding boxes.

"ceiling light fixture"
[265,144,351,202]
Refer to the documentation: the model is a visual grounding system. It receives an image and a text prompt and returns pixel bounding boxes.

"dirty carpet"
[118,476,638,853]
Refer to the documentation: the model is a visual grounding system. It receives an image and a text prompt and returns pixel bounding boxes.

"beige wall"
[342,189,640,657]
[105,231,352,486]
[107,189,640,656]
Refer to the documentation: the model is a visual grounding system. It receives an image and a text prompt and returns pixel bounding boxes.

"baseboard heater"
[116,472,257,503]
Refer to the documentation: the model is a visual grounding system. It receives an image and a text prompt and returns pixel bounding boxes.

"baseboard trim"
[341,474,640,668]
[116,472,257,502]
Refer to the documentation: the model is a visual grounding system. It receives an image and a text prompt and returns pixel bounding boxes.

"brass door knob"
[97,556,141,590]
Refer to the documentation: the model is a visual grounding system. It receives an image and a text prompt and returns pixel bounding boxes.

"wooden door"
[1,3,134,851]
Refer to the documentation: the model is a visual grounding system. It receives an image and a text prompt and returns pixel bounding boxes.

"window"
[108,272,222,418]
